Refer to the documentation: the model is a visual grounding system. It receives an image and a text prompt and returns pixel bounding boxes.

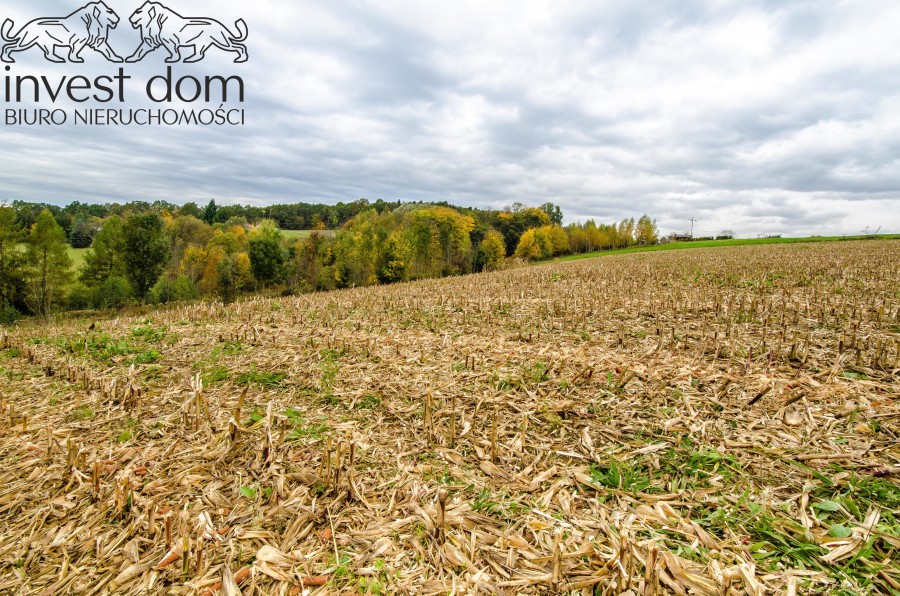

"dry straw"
[0,240,898,594]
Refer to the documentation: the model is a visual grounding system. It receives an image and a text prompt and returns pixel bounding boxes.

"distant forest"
[0,198,658,321]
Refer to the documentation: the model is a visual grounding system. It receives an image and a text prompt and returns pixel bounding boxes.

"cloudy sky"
[2,0,899,236]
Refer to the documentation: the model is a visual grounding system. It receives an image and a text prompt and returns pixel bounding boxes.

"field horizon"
[36,231,900,322]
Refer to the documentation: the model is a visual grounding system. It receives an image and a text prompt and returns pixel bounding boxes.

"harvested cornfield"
[1,240,899,595]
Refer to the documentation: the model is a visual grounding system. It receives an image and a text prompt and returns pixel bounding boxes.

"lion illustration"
[1,2,124,63]
[126,2,248,64]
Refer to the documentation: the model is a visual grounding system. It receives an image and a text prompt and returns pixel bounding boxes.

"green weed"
[318,349,341,400]
[0,367,25,382]
[133,349,162,364]
[590,460,652,493]
[70,406,95,421]
[211,341,243,359]
[471,487,528,520]
[131,326,167,342]
[236,365,286,387]
[202,366,230,385]
[357,394,382,409]
[283,408,329,440]
[244,407,264,427]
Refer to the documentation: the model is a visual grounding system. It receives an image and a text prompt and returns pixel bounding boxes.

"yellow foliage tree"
[233,252,254,288]
[181,245,207,281]
[635,215,659,245]
[229,226,248,249]
[200,247,226,295]
[514,229,541,261]
[478,229,506,271]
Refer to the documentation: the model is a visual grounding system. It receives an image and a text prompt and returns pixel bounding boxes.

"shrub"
[149,275,199,304]
[0,300,21,324]
[94,276,133,309]
[66,283,94,310]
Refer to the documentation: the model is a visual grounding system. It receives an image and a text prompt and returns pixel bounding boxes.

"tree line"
[0,199,658,322]
[6,198,398,248]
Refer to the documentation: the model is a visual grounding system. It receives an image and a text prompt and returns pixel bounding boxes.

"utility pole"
[689,218,697,238]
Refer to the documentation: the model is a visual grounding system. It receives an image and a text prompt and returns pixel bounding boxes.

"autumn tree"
[539,225,570,256]
[180,245,208,282]
[25,209,72,316]
[514,229,541,261]
[376,231,408,284]
[123,212,169,300]
[247,220,286,288]
[477,229,506,271]
[80,215,126,286]
[635,215,659,245]
[566,224,588,254]
[0,204,26,320]
[400,207,474,277]
[402,209,443,279]
[496,208,550,256]
[200,246,227,295]
[286,235,323,292]
[515,225,570,262]
[333,209,389,286]
[540,202,564,226]
[167,215,214,264]
[430,207,474,274]
[617,218,636,248]
[233,252,254,289]
[216,255,239,304]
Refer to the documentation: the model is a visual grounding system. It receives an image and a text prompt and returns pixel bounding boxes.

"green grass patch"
[131,325,168,342]
[67,246,87,270]
[56,332,137,363]
[678,466,900,593]
[51,330,170,366]
[551,234,900,263]
[69,406,95,421]
[0,366,25,382]
[239,484,272,500]
[280,229,337,240]
[133,349,162,364]
[202,366,231,385]
[211,341,243,358]
[318,349,341,402]
[356,394,382,409]
[236,365,287,387]
[1,348,21,360]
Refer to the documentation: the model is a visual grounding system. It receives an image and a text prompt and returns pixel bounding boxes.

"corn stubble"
[0,240,898,594]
